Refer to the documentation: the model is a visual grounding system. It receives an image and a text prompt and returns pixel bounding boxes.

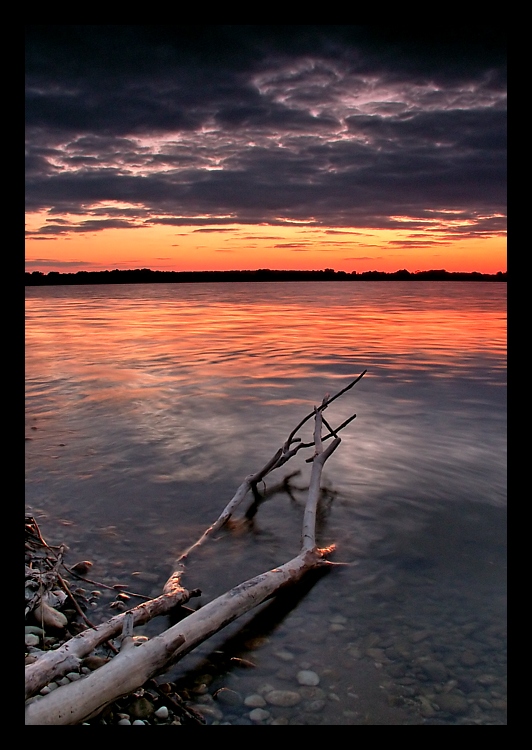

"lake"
[25,281,507,725]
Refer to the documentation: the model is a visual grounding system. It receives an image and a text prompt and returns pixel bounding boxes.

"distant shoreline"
[25,269,507,286]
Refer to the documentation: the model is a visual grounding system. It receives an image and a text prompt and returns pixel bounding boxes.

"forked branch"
[25,372,366,725]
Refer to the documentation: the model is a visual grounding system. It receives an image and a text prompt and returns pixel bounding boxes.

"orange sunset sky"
[26,27,506,275]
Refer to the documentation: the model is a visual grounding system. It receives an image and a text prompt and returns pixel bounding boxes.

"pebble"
[214,688,242,706]
[299,686,325,701]
[460,651,479,666]
[274,650,295,661]
[244,694,266,707]
[421,660,448,682]
[366,648,387,662]
[249,708,271,722]
[25,625,45,636]
[128,697,154,720]
[154,706,169,719]
[297,670,320,686]
[477,674,498,686]
[265,690,302,707]
[329,615,348,624]
[491,699,507,711]
[195,705,224,721]
[435,693,469,715]
[83,655,110,670]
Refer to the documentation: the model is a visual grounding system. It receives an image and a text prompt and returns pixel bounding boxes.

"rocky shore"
[25,514,507,725]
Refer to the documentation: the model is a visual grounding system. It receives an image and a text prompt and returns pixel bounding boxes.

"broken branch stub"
[25,372,366,725]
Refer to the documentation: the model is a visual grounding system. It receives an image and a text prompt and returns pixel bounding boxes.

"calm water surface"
[25,282,506,725]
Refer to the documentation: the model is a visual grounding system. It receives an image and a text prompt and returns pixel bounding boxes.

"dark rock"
[128,697,155,720]
[435,693,469,715]
[214,688,243,707]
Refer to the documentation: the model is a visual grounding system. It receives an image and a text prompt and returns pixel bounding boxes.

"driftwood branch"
[25,372,366,725]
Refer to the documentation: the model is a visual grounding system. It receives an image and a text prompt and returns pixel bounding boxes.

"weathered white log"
[25,547,328,725]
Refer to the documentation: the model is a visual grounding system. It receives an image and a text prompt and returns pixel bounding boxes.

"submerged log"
[25,372,366,725]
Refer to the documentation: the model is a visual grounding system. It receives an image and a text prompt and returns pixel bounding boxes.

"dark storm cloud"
[26,26,506,238]
[25,258,95,267]
[192,228,235,233]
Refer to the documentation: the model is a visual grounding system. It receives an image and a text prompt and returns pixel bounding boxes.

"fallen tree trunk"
[25,372,366,725]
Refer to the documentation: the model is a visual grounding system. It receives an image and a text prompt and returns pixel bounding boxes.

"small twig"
[55,571,119,654]
[283,370,366,450]
[61,564,151,601]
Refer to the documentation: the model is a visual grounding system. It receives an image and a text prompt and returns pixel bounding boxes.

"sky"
[25,26,507,275]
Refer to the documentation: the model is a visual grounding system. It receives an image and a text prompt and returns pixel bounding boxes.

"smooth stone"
[214,688,242,706]
[299,686,325,701]
[195,705,224,721]
[418,696,436,717]
[329,615,348,624]
[477,674,498,686]
[25,625,45,636]
[25,634,40,647]
[274,650,295,661]
[460,651,479,666]
[118,719,131,725]
[491,699,507,711]
[265,690,302,707]
[436,693,469,715]
[191,683,210,695]
[411,630,431,643]
[83,655,110,670]
[249,708,271,722]
[132,720,146,725]
[387,664,406,678]
[257,683,276,695]
[275,667,294,681]
[244,694,266,708]
[154,705,169,719]
[128,697,154,720]
[421,660,448,682]
[366,648,387,662]
[66,672,81,681]
[244,636,269,650]
[305,700,325,712]
[297,670,320,686]
[34,602,68,630]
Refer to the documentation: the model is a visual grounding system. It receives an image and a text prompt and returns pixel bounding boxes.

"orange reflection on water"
[25,282,506,397]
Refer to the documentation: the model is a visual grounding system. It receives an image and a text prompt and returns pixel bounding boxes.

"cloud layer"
[26,26,506,241]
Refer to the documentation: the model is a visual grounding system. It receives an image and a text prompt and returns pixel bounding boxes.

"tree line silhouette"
[25,268,506,285]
